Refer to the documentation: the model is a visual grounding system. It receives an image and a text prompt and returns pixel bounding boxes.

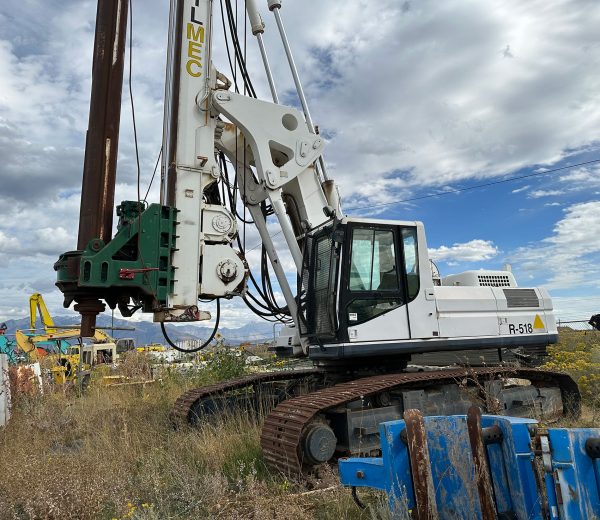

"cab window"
[349,229,399,292]
[347,227,402,324]
[402,227,419,300]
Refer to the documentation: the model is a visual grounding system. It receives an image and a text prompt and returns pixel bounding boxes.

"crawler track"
[260,367,580,476]
[171,368,322,426]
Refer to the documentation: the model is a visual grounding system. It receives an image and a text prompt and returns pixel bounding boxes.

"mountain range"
[2,315,277,346]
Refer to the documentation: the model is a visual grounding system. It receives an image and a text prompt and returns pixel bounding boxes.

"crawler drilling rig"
[55,0,579,474]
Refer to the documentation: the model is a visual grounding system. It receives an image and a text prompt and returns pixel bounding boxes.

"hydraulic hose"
[160,299,221,353]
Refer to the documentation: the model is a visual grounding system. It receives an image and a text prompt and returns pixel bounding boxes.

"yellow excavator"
[29,292,57,334]
[15,293,112,361]
[16,293,133,383]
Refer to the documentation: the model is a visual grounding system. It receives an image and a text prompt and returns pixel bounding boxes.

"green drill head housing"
[55,201,178,330]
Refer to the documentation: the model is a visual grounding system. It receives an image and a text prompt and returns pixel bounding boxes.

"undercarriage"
[172,364,580,476]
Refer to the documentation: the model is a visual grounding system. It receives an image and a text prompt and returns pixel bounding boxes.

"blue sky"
[0,0,599,327]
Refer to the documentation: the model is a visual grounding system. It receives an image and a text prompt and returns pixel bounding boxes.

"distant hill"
[2,315,277,346]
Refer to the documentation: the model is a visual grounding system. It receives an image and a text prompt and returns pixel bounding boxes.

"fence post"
[0,353,11,426]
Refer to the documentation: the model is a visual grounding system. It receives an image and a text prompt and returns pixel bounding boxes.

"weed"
[544,329,600,411]
[205,346,247,381]
[1,332,596,519]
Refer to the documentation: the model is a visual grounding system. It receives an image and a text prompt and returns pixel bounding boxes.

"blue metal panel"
[481,415,541,519]
[340,414,541,519]
[340,418,415,515]
[338,457,386,491]
[339,414,600,519]
[424,415,482,518]
[380,419,415,512]
[546,428,600,519]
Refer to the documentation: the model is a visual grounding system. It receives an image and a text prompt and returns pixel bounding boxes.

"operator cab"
[297,217,557,365]
[298,218,427,355]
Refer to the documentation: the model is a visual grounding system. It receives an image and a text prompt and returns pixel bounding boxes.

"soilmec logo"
[186,2,205,77]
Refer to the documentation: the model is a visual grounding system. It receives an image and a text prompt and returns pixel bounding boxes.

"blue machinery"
[339,407,600,519]
[0,335,17,365]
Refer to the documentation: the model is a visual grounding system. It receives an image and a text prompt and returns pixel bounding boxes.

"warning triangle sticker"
[533,315,545,330]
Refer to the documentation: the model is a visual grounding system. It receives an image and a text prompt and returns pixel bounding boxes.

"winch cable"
[216,1,292,324]
[219,158,284,315]
[160,299,221,353]
[219,0,239,93]
[143,146,162,203]
[129,0,142,209]
[223,0,257,98]
[219,154,291,323]
[219,152,254,224]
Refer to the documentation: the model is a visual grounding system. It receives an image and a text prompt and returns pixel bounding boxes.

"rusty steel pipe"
[77,0,129,250]
[467,406,499,520]
[403,409,438,520]
[74,0,129,336]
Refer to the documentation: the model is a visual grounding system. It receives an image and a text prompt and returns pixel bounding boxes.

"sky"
[0,0,599,329]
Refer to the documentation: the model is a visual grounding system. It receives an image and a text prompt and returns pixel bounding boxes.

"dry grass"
[0,356,381,520]
[1,330,597,519]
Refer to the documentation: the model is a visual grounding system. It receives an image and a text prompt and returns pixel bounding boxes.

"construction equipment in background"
[54,0,580,475]
[136,343,166,354]
[29,292,135,352]
[48,338,117,385]
[339,407,600,520]
[29,293,58,334]
[15,293,134,363]
[15,292,90,360]
[0,323,19,365]
[15,319,106,362]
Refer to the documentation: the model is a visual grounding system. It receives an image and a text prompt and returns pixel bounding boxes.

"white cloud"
[32,227,76,256]
[0,230,21,267]
[558,164,600,185]
[512,185,530,193]
[511,201,600,290]
[528,190,563,198]
[0,230,19,252]
[287,0,600,206]
[429,239,499,263]
[552,296,600,322]
[1,0,600,326]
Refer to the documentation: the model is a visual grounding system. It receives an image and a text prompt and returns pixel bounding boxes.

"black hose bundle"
[161,299,221,353]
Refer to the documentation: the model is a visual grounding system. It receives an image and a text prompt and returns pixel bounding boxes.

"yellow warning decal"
[533,315,545,330]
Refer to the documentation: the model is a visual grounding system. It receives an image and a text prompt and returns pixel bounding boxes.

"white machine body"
[158,0,558,363]
[300,218,557,361]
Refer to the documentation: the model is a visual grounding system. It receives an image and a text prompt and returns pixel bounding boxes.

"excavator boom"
[29,293,57,333]
[17,293,112,360]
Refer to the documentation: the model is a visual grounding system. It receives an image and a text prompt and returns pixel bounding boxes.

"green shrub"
[544,331,600,405]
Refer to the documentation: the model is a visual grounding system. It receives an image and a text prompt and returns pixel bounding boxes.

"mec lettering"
[186,22,204,77]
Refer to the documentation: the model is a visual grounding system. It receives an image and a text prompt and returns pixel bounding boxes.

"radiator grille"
[297,234,313,337]
[298,227,338,338]
[478,274,512,287]
[503,288,540,308]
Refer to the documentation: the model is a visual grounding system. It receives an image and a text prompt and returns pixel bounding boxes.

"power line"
[245,230,283,254]
[346,158,600,211]
[243,158,600,255]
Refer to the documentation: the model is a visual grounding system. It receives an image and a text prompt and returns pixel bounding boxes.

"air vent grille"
[478,274,512,287]
[503,288,540,308]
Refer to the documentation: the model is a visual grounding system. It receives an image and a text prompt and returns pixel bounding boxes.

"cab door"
[340,224,411,343]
